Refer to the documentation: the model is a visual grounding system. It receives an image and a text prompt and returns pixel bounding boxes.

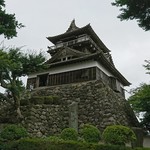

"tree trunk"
[13,94,23,119]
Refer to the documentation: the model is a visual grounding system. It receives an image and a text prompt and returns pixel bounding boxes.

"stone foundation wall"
[21,105,66,137]
[0,80,139,137]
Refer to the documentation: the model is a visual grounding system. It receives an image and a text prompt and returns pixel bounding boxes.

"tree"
[112,0,150,31]
[0,0,24,39]
[0,47,47,118]
[143,60,150,74]
[128,84,150,132]
[128,60,150,132]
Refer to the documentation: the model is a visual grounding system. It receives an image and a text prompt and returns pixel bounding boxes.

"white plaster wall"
[28,60,114,79]
[96,62,124,88]
[49,60,97,75]
[96,62,113,76]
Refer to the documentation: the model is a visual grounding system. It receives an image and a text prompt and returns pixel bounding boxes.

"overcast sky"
[0,0,150,97]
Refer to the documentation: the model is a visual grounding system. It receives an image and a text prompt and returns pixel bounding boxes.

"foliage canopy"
[102,125,136,145]
[128,60,150,132]
[80,124,101,143]
[0,124,28,141]
[112,0,150,31]
[0,0,24,39]
[60,128,78,141]
[0,47,47,118]
[143,60,150,74]
[128,84,150,132]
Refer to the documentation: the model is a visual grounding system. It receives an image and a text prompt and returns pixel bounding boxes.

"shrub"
[60,128,78,141]
[44,96,53,104]
[30,96,44,104]
[0,141,17,150]
[44,96,60,105]
[0,124,28,141]
[48,136,63,142]
[80,124,101,143]
[135,148,150,150]
[10,138,132,150]
[29,95,60,105]
[102,125,136,146]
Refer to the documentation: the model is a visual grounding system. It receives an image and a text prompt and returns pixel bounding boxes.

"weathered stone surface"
[0,80,139,137]
[69,102,78,131]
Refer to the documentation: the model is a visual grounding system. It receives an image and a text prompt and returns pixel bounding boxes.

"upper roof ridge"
[66,19,79,32]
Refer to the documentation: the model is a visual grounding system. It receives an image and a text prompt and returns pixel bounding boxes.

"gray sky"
[0,0,150,97]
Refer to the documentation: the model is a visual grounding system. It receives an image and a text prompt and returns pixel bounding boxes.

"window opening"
[38,74,48,87]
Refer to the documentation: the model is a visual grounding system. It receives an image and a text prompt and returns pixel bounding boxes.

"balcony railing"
[49,35,99,51]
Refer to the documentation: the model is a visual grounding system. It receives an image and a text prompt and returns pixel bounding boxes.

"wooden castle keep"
[25,21,141,143]
[0,20,142,144]
[27,20,130,97]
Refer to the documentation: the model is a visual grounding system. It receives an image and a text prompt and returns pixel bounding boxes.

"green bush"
[44,96,60,104]
[60,128,78,141]
[80,124,101,143]
[47,135,64,142]
[135,148,150,150]
[44,96,54,104]
[7,138,132,150]
[0,124,28,141]
[29,95,60,105]
[0,141,17,150]
[102,125,136,146]
[30,96,44,104]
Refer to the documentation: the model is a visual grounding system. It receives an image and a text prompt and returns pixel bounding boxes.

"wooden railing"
[49,35,100,51]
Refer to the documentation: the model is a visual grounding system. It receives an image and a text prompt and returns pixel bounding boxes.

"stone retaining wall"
[0,80,139,137]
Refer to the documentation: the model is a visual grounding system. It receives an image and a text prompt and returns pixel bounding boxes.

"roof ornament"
[66,19,79,32]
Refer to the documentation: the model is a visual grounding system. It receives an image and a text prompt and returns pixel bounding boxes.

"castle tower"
[25,21,140,140]
[27,20,130,97]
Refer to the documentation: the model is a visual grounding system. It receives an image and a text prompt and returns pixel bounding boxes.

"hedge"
[0,138,133,150]
[135,148,150,150]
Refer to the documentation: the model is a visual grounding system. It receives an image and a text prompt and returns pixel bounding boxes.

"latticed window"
[48,67,96,86]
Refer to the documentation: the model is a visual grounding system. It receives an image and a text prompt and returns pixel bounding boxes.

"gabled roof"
[47,21,110,53]
[46,46,86,64]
